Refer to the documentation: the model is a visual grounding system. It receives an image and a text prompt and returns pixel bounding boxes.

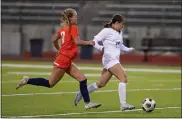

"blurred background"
[1,0,182,65]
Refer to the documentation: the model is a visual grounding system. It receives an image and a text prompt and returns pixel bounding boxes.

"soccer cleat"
[74,92,82,106]
[121,103,135,111]
[84,102,101,109]
[16,76,29,89]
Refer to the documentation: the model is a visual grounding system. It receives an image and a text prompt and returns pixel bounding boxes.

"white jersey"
[94,28,123,60]
[93,28,132,69]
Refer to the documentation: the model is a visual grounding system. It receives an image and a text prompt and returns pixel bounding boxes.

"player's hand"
[130,47,135,53]
[87,41,95,46]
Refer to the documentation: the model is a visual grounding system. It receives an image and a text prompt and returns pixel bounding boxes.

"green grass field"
[1,60,181,118]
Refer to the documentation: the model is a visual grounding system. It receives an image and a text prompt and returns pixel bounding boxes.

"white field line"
[7,72,102,76]
[1,79,181,84]
[2,88,181,97]
[2,71,181,83]
[149,80,181,82]
[2,106,181,118]
[6,71,182,76]
[4,72,146,81]
[5,72,181,83]
[2,63,181,73]
[4,72,146,79]
[2,71,181,82]
[152,84,164,87]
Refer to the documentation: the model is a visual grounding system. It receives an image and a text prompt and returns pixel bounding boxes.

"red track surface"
[2,52,181,66]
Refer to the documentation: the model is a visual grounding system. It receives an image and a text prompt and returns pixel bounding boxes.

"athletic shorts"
[53,54,72,69]
[102,59,120,70]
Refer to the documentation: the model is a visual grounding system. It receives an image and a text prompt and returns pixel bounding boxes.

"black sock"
[79,79,90,103]
[27,78,50,88]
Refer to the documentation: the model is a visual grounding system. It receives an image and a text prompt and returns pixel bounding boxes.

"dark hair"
[104,14,124,28]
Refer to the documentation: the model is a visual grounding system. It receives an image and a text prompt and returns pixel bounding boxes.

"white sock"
[118,82,126,105]
[79,82,98,96]
[87,82,98,93]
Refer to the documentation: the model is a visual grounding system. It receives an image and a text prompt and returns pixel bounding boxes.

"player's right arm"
[52,31,61,51]
[93,28,108,52]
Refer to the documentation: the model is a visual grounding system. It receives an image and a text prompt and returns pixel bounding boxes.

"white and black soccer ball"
[142,98,156,112]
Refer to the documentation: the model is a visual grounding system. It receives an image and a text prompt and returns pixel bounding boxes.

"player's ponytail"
[104,14,124,28]
[60,8,76,27]
[104,21,112,28]
[60,12,70,26]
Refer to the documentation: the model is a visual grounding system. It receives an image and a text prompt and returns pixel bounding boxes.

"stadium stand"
[1,0,181,62]
[2,0,181,26]
[1,0,80,24]
[92,0,181,26]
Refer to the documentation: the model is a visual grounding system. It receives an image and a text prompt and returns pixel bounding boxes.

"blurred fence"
[1,0,181,57]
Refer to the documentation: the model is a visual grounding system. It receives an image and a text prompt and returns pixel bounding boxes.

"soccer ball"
[142,98,156,112]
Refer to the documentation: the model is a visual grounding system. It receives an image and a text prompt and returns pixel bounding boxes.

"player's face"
[117,21,124,30]
[70,11,78,25]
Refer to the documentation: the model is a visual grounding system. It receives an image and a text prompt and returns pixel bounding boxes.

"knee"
[97,82,106,88]
[124,73,128,83]
[77,75,87,81]
[120,73,127,83]
[124,73,127,79]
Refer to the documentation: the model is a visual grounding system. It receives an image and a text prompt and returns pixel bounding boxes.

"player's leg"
[108,63,135,111]
[16,67,66,89]
[85,68,112,93]
[16,54,69,89]
[66,63,101,109]
[96,68,113,88]
[74,68,112,106]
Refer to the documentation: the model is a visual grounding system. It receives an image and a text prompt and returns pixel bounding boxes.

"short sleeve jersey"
[56,25,79,59]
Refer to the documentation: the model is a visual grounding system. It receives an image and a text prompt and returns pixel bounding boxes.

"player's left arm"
[120,43,135,53]
[72,26,94,46]
[73,36,94,46]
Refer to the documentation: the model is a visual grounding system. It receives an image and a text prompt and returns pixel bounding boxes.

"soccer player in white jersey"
[74,14,135,111]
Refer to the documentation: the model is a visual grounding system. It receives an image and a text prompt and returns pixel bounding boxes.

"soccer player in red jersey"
[16,8,101,109]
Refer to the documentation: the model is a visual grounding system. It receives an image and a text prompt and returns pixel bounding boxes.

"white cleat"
[85,102,101,109]
[121,103,135,111]
[74,92,82,106]
[16,76,29,89]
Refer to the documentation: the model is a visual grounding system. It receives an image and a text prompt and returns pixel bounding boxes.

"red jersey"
[56,25,78,59]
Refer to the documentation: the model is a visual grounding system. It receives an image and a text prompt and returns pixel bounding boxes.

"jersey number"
[116,42,120,48]
[60,31,65,44]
